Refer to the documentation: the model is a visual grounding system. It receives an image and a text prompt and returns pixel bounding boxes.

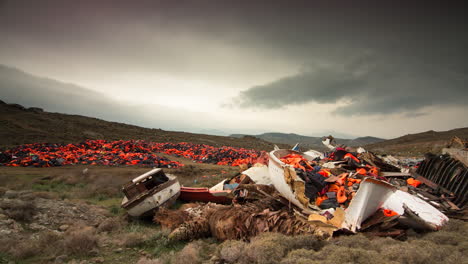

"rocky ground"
[0,159,466,264]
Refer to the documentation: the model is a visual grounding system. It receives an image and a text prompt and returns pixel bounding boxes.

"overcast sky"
[1,0,467,138]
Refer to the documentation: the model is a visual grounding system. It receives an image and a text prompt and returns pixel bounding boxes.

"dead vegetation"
[63,228,99,256]
[136,219,468,264]
[0,159,466,263]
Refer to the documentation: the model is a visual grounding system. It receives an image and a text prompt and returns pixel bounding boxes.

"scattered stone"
[54,255,67,264]
[0,229,12,235]
[4,190,18,199]
[59,224,69,231]
[92,257,105,263]
[29,223,47,231]
[114,248,123,253]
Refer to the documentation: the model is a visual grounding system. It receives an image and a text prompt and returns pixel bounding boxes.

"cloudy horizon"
[1,0,467,139]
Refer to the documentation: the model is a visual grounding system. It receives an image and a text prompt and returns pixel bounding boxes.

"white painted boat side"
[303,150,324,160]
[242,165,272,185]
[209,180,227,191]
[343,178,396,232]
[268,149,307,209]
[132,168,163,183]
[344,178,449,232]
[126,180,181,217]
[382,190,449,229]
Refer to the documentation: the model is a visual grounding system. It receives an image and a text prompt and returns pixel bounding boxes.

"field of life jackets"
[0,140,262,168]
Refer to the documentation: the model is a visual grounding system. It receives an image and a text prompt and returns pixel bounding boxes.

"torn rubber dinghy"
[121,168,181,217]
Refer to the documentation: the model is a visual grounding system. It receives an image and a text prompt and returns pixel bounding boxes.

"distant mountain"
[365,128,468,155]
[197,129,229,136]
[230,132,385,150]
[348,136,386,147]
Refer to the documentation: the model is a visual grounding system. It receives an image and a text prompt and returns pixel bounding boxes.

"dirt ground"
[0,156,466,264]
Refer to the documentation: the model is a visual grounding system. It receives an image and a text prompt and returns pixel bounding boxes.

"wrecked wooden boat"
[343,177,449,232]
[121,168,181,217]
[268,148,318,212]
[179,185,232,204]
[268,148,450,232]
[179,165,272,204]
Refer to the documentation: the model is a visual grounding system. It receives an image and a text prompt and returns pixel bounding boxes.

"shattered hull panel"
[344,178,449,232]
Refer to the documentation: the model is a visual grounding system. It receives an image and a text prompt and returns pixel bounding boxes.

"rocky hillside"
[365,128,468,155]
[0,101,286,151]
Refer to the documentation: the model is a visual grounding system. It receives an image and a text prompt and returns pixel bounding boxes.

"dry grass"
[63,229,99,256]
[121,232,148,247]
[0,186,7,196]
[0,231,66,261]
[280,220,468,264]
[8,242,40,259]
[213,233,326,264]
[217,240,247,263]
[143,239,217,264]
[0,236,40,260]
[136,257,164,264]
[172,242,201,264]
[97,217,123,233]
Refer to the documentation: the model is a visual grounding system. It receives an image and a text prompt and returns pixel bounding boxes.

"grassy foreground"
[0,158,466,264]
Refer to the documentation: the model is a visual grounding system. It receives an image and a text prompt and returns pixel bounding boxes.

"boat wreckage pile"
[122,137,467,241]
[0,140,260,168]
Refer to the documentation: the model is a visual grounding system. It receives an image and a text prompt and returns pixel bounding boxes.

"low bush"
[63,229,99,256]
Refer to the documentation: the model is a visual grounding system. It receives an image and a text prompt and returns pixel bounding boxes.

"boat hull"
[179,187,231,204]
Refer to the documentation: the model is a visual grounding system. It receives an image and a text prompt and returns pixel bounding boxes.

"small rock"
[29,223,47,231]
[92,257,104,263]
[4,190,18,199]
[54,255,67,264]
[0,214,7,220]
[59,224,69,231]
[114,248,123,253]
[89,248,99,256]
[0,229,12,235]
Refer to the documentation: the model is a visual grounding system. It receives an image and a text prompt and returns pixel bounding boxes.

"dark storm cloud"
[234,52,468,116]
[224,1,468,116]
[1,0,467,119]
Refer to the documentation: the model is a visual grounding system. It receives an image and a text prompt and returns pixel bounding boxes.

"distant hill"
[348,136,386,147]
[0,101,287,151]
[365,128,468,155]
[230,132,385,150]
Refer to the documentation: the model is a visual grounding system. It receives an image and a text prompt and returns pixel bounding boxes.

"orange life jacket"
[407,178,422,188]
[383,209,399,217]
